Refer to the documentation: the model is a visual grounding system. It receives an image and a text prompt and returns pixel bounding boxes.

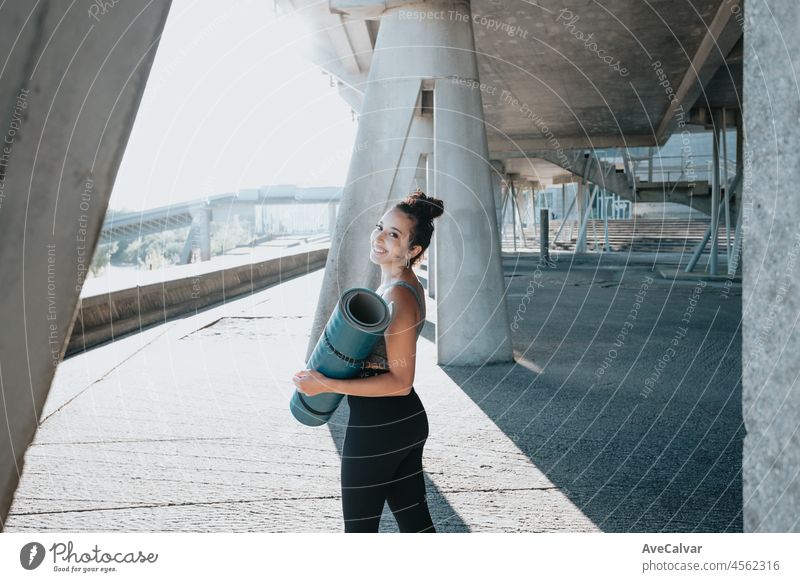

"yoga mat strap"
[297,392,336,417]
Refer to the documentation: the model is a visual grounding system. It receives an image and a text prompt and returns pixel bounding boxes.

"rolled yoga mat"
[290,287,393,426]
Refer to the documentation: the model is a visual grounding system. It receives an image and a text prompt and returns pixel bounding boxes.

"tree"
[111,227,189,269]
[211,215,253,256]
[89,240,119,276]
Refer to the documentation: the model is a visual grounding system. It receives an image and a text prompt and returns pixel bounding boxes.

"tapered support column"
[304,76,423,360]
[0,0,172,530]
[490,160,506,232]
[575,179,588,253]
[432,5,512,365]
[527,182,538,238]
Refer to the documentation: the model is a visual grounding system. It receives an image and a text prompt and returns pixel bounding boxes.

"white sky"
[109,0,357,212]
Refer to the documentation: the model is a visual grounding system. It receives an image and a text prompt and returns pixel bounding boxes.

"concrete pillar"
[742,0,800,532]
[710,109,721,275]
[506,175,519,252]
[499,175,511,238]
[0,0,172,530]
[490,160,505,232]
[575,179,588,253]
[310,0,512,366]
[303,60,425,358]
[517,181,529,225]
[528,182,538,237]
[436,47,513,363]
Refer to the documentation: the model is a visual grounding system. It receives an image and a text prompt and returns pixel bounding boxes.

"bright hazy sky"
[109,0,357,212]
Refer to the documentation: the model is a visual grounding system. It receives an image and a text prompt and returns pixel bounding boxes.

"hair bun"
[407,189,444,221]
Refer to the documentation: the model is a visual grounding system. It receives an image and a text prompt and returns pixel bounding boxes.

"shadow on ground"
[440,253,744,532]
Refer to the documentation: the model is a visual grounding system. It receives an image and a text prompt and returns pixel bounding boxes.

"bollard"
[540,208,552,265]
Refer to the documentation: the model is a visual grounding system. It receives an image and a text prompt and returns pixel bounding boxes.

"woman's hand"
[292,369,332,397]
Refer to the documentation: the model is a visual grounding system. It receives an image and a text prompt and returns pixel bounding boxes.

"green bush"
[111,227,189,269]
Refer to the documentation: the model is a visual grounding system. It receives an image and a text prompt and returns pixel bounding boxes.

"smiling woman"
[292,188,444,532]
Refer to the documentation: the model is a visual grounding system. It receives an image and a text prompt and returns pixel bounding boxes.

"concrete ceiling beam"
[654,0,744,143]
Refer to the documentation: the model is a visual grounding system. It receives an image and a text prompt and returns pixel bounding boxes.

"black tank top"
[358,280,426,378]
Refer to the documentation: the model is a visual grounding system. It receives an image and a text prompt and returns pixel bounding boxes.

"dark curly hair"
[395,188,445,268]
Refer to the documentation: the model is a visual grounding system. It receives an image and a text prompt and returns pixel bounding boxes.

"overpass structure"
[1,0,798,534]
[100,185,342,262]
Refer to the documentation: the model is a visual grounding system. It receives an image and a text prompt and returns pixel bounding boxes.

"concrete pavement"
[5,251,743,532]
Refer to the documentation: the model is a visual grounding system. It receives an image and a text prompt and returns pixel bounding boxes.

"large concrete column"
[490,160,505,232]
[0,0,172,529]
[309,0,512,366]
[742,0,800,532]
[433,3,512,363]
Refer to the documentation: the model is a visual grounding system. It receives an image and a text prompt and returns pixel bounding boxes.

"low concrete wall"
[67,248,328,356]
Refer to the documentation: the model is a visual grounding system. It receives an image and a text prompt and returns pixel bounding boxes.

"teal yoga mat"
[291,287,393,426]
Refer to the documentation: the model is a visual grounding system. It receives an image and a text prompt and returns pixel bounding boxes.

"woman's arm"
[322,369,412,397]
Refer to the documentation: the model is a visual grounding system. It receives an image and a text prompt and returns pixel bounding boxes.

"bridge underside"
[291,0,743,215]
[296,1,742,153]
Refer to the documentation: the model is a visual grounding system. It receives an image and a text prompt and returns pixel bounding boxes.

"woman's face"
[370,208,420,266]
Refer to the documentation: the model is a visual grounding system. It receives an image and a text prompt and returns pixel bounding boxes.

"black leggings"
[342,387,436,532]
